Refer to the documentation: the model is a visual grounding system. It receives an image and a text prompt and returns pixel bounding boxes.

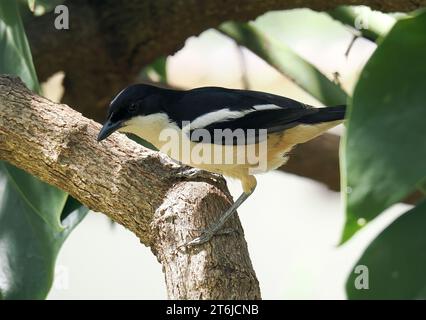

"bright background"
[47,10,411,299]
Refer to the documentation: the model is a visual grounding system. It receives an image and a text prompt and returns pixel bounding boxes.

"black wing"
[166,87,319,145]
[168,87,312,121]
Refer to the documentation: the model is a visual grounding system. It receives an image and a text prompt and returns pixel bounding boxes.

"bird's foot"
[178,228,235,250]
[185,229,214,247]
[176,167,222,181]
[175,185,251,251]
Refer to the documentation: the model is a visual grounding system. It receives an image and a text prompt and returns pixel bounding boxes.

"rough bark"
[0,75,260,299]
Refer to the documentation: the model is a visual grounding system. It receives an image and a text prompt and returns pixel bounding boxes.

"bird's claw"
[178,228,235,250]
[176,168,221,181]
[185,231,214,247]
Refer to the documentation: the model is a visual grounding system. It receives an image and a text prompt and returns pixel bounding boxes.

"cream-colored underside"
[121,114,341,193]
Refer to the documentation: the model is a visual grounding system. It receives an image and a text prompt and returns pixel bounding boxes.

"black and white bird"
[98,84,346,246]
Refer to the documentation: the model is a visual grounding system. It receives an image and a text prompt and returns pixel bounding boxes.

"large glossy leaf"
[346,200,426,299]
[0,1,87,299]
[220,22,347,106]
[0,166,88,299]
[2,164,68,231]
[0,1,39,92]
[341,11,426,241]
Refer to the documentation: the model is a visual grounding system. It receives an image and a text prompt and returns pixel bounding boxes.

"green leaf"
[219,22,347,106]
[419,179,426,195]
[140,56,168,84]
[27,0,65,16]
[150,56,167,84]
[341,11,426,242]
[0,0,40,92]
[0,2,87,299]
[27,0,36,12]
[328,6,397,41]
[0,166,88,299]
[2,164,69,231]
[346,200,426,299]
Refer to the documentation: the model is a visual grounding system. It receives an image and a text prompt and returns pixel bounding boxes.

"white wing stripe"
[189,104,280,129]
[252,104,281,111]
[189,108,250,129]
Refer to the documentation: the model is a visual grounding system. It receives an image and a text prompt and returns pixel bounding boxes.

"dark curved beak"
[97,119,123,142]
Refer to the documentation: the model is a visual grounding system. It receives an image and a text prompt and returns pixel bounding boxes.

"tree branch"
[0,75,260,299]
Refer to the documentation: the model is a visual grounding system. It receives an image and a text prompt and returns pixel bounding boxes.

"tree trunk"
[0,75,260,299]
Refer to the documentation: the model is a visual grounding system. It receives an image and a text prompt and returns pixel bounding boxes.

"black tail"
[300,105,346,124]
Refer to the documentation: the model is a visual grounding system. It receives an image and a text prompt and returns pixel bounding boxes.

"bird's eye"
[129,103,137,112]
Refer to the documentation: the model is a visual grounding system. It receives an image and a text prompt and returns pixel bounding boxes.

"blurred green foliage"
[347,200,426,299]
[0,165,88,299]
[0,0,39,92]
[341,10,426,241]
[328,6,397,41]
[342,10,426,298]
[26,0,65,16]
[220,21,347,106]
[0,0,87,299]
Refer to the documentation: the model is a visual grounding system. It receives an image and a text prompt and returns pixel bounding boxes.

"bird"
[97,84,346,246]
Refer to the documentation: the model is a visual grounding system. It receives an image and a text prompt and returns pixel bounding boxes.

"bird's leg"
[176,167,222,181]
[182,190,253,247]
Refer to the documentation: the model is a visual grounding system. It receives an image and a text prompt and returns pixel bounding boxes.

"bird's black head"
[97,84,165,141]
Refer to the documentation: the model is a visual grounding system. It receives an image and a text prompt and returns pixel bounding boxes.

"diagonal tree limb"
[0,75,260,299]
